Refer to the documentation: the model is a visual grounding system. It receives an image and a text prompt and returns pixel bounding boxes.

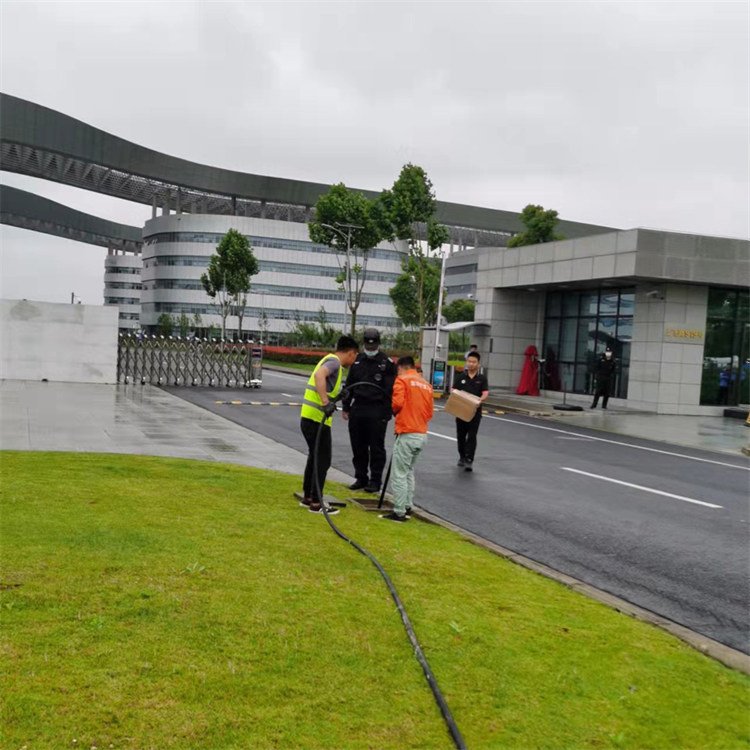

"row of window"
[105,297,140,305]
[118,312,141,321]
[445,283,476,296]
[142,256,401,283]
[445,263,478,277]
[141,302,398,328]
[144,279,392,305]
[143,232,405,262]
[543,287,634,398]
[106,281,142,290]
[105,266,141,275]
[546,289,635,318]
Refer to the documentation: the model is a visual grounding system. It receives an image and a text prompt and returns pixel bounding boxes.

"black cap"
[363,327,380,345]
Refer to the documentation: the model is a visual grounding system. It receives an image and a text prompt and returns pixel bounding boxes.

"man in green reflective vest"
[299,335,360,514]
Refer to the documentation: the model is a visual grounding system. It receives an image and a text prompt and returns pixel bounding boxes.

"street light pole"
[260,290,266,344]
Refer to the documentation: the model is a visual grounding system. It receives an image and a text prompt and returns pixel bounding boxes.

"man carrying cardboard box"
[451,351,489,472]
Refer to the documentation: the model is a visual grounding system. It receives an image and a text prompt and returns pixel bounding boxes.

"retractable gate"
[117,335,255,387]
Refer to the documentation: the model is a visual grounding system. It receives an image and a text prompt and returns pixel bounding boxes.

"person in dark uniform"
[342,328,397,493]
[452,351,489,472]
[591,347,617,409]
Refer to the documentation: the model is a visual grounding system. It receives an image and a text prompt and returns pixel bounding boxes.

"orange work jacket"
[392,369,434,434]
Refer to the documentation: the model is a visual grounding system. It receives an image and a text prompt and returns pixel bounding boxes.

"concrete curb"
[404,506,750,675]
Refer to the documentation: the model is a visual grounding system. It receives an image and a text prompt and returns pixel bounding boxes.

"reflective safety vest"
[300,353,343,427]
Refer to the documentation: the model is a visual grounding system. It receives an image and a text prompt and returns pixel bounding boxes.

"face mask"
[364,348,378,357]
[605,352,612,359]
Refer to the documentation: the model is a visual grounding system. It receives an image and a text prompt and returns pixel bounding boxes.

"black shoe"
[457,458,465,467]
[308,504,339,516]
[464,460,473,472]
[602,406,607,410]
[379,511,408,522]
[364,483,381,494]
[348,480,368,491]
[405,507,413,517]
[590,404,596,409]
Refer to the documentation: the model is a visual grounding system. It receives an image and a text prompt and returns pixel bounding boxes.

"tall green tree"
[442,298,475,323]
[200,229,259,340]
[507,204,564,247]
[389,254,442,328]
[378,164,449,337]
[308,183,382,335]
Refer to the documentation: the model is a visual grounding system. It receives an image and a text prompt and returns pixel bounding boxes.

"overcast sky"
[1,0,748,305]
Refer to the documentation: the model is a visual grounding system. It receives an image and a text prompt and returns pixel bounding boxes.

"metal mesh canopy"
[0,184,142,252]
[0,93,616,248]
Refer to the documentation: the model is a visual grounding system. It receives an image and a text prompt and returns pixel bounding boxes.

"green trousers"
[391,432,427,515]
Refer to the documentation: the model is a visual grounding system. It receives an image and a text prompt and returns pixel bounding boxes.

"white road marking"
[561,467,723,509]
[427,430,457,442]
[480,414,750,471]
[263,371,308,382]
[556,436,595,441]
[282,393,295,398]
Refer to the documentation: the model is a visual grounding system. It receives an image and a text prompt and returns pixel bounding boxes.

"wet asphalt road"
[165,370,750,654]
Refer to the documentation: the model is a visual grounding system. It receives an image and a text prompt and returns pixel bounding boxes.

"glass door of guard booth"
[700,289,750,407]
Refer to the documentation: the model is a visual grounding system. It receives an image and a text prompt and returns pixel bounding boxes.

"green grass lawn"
[1,452,748,749]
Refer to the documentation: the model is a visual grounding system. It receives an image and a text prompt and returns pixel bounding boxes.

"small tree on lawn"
[200,229,259,341]
[157,313,174,337]
[308,183,383,335]
[176,313,191,338]
[507,204,564,247]
[258,308,270,344]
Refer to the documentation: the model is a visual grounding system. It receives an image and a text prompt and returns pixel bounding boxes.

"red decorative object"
[516,345,540,396]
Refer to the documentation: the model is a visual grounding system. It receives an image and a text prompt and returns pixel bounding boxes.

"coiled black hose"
[312,381,467,750]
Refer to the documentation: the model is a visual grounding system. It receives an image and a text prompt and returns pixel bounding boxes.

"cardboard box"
[444,389,481,422]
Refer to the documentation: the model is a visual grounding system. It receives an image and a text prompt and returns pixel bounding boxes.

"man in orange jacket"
[380,355,434,523]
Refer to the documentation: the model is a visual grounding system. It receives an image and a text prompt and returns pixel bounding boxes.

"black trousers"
[300,417,331,501]
[348,413,388,486]
[591,381,612,408]
[456,413,482,461]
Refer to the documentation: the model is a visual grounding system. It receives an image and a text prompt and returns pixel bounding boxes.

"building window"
[142,231,404,261]
[700,288,750,406]
[542,288,634,398]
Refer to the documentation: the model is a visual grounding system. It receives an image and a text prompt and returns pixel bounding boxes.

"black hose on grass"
[312,382,467,750]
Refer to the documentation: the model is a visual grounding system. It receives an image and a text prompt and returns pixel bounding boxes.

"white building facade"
[138,214,407,338]
[103,248,143,331]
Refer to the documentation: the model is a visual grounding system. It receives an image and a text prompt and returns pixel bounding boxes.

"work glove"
[323,401,337,418]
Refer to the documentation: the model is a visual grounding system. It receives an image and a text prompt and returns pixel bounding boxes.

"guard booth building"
[449,229,749,415]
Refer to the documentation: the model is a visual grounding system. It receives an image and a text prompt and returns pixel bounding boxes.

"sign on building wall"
[663,326,705,344]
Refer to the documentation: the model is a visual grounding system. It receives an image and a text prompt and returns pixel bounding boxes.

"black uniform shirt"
[595,356,617,382]
[453,370,489,398]
[342,351,397,419]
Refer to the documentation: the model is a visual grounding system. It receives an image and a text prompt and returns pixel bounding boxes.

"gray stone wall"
[476,287,543,389]
[635,231,749,288]
[628,284,711,414]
